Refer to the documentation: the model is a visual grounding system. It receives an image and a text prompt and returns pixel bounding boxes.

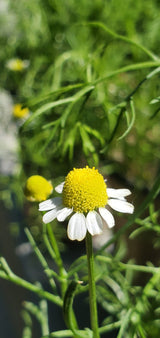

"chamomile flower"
[24,175,53,202]
[6,58,29,71]
[13,104,29,119]
[39,167,134,241]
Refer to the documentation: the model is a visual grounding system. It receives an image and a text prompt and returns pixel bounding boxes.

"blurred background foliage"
[1,0,160,337]
[1,0,160,189]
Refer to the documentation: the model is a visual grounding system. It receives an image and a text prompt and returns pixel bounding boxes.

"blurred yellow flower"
[24,175,53,202]
[13,104,29,119]
[6,58,29,71]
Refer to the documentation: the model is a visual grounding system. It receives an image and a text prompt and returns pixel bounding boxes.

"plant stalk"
[85,232,100,338]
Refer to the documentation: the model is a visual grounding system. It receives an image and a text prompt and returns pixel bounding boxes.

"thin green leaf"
[150,96,160,104]
[83,124,105,146]
[117,99,135,140]
[149,106,160,120]
[94,60,160,86]
[62,123,79,160]
[63,281,79,333]
[42,328,92,337]
[101,106,125,153]
[22,309,32,338]
[79,124,95,154]
[129,226,148,239]
[68,255,87,278]
[26,83,84,107]
[41,121,60,153]
[99,321,121,335]
[23,97,74,129]
[117,309,132,338]
[85,21,158,60]
[146,66,160,79]
[60,85,94,128]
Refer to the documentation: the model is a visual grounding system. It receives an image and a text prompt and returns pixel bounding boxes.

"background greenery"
[0,0,160,337]
[1,0,160,184]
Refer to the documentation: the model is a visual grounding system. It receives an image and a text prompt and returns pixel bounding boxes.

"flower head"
[24,175,53,202]
[6,58,29,71]
[39,167,134,241]
[13,104,29,119]
[63,167,108,213]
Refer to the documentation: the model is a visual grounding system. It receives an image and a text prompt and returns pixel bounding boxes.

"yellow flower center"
[24,175,53,202]
[62,167,108,213]
[8,59,25,71]
[13,104,29,119]
[13,59,24,71]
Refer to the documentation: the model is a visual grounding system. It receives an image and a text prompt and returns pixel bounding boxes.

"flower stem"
[46,224,79,331]
[85,232,100,338]
[47,223,67,297]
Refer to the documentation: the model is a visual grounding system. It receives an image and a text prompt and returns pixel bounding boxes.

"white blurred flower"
[6,58,30,71]
[0,90,19,175]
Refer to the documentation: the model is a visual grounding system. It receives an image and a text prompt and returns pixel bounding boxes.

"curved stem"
[85,232,100,338]
[93,60,160,86]
[25,228,56,291]
[86,21,158,61]
[0,258,62,307]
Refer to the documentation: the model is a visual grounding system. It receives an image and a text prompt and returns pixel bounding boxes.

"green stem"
[40,299,50,336]
[86,21,158,61]
[21,309,32,338]
[25,228,56,291]
[47,223,67,297]
[47,224,78,330]
[99,321,121,334]
[43,223,56,260]
[93,60,160,86]
[85,232,100,338]
[0,262,62,307]
[23,299,49,335]
[96,255,160,275]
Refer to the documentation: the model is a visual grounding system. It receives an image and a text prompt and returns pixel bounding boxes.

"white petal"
[86,211,103,236]
[43,209,59,223]
[108,199,134,214]
[57,207,73,222]
[39,197,62,211]
[55,182,65,193]
[107,188,131,199]
[67,213,87,241]
[99,207,115,228]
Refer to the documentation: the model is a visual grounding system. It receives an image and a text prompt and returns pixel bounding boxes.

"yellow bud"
[24,175,53,202]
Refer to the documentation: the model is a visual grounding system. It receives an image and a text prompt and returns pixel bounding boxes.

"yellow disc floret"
[24,175,53,202]
[13,104,29,119]
[63,166,108,213]
[11,59,24,71]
